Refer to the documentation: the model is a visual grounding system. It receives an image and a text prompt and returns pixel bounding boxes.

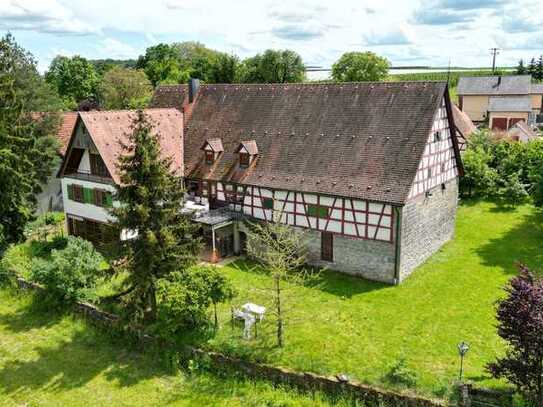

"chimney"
[188,78,200,103]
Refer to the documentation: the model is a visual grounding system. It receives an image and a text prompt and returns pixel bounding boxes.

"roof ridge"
[79,108,181,115]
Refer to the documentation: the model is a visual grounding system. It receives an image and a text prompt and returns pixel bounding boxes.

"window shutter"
[83,187,93,204]
[104,192,113,207]
[93,189,101,206]
[67,184,74,200]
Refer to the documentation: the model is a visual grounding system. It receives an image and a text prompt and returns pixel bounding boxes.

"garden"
[2,198,542,403]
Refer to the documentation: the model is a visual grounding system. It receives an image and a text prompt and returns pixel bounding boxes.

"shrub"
[30,236,105,304]
[155,271,212,336]
[155,267,235,336]
[384,357,418,388]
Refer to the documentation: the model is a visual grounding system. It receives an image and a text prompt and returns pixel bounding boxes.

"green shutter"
[318,206,329,218]
[307,204,328,218]
[263,198,273,209]
[104,192,113,207]
[83,187,93,204]
[67,184,74,200]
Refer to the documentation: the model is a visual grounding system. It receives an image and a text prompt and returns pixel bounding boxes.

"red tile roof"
[77,109,183,184]
[169,82,453,205]
[32,111,78,156]
[203,138,224,152]
[236,140,259,155]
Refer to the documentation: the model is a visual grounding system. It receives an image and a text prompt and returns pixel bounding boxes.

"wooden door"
[321,232,333,262]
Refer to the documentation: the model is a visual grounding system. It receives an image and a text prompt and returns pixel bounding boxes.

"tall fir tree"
[536,55,543,81]
[0,34,60,252]
[111,110,202,323]
[528,58,537,76]
[516,59,526,75]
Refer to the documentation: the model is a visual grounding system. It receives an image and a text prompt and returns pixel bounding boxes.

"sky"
[1,0,542,73]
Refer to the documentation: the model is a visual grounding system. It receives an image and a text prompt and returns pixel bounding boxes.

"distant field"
[387,70,515,103]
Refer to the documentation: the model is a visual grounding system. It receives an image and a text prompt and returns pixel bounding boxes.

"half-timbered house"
[57,109,183,246]
[150,80,463,283]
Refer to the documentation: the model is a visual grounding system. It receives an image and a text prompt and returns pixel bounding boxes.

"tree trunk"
[275,275,283,347]
[213,302,218,329]
[538,359,543,407]
[144,283,157,322]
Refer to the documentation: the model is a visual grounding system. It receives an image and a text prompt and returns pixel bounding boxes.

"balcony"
[63,169,115,185]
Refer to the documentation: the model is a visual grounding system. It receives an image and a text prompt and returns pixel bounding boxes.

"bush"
[155,271,212,336]
[30,236,105,304]
[384,357,418,388]
[155,267,235,336]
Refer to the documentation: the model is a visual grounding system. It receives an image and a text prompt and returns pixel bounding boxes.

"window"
[68,184,112,207]
[307,204,329,218]
[239,153,250,168]
[441,163,446,173]
[205,151,214,165]
[94,189,113,207]
[427,168,432,178]
[433,131,442,142]
[90,153,109,178]
[65,148,84,174]
[262,197,273,209]
[68,184,84,203]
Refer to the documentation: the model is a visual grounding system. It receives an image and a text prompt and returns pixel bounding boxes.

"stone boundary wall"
[13,277,465,407]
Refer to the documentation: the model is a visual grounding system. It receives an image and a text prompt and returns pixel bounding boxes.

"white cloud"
[0,0,97,34]
[2,0,540,69]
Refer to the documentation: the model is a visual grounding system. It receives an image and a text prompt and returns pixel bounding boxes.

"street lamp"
[457,341,470,381]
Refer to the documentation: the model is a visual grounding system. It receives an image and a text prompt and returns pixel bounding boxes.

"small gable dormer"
[235,140,258,169]
[201,138,223,165]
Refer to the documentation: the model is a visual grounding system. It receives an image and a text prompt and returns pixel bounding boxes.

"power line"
[490,48,500,73]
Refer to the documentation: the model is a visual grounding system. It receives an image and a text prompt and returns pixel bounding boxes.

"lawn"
[2,200,541,402]
[0,290,353,407]
[201,200,543,399]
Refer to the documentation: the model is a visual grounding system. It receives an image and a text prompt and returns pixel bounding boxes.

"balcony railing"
[64,170,115,185]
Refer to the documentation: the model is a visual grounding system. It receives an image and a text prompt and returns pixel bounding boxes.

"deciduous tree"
[45,55,99,107]
[331,51,389,82]
[240,49,305,83]
[246,209,314,347]
[98,66,152,109]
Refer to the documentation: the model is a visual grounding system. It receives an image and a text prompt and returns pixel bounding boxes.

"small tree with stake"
[111,110,202,325]
[487,264,543,406]
[246,208,314,347]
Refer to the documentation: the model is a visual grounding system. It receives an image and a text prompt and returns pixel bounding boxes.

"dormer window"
[235,140,258,169]
[205,151,215,165]
[239,153,250,168]
[201,138,224,165]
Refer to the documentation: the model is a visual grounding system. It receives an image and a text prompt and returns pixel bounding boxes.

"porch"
[193,208,246,263]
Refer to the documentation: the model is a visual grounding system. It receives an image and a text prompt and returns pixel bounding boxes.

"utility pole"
[490,48,500,73]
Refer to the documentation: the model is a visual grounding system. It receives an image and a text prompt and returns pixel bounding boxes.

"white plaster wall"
[61,177,117,223]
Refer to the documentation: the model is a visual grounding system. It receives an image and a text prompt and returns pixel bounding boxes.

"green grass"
[0,290,357,407]
[2,200,540,402]
[199,200,543,399]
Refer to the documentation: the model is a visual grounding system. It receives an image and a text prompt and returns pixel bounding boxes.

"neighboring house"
[34,111,78,214]
[149,80,463,283]
[57,109,183,245]
[506,120,541,143]
[457,75,543,129]
[451,104,477,151]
